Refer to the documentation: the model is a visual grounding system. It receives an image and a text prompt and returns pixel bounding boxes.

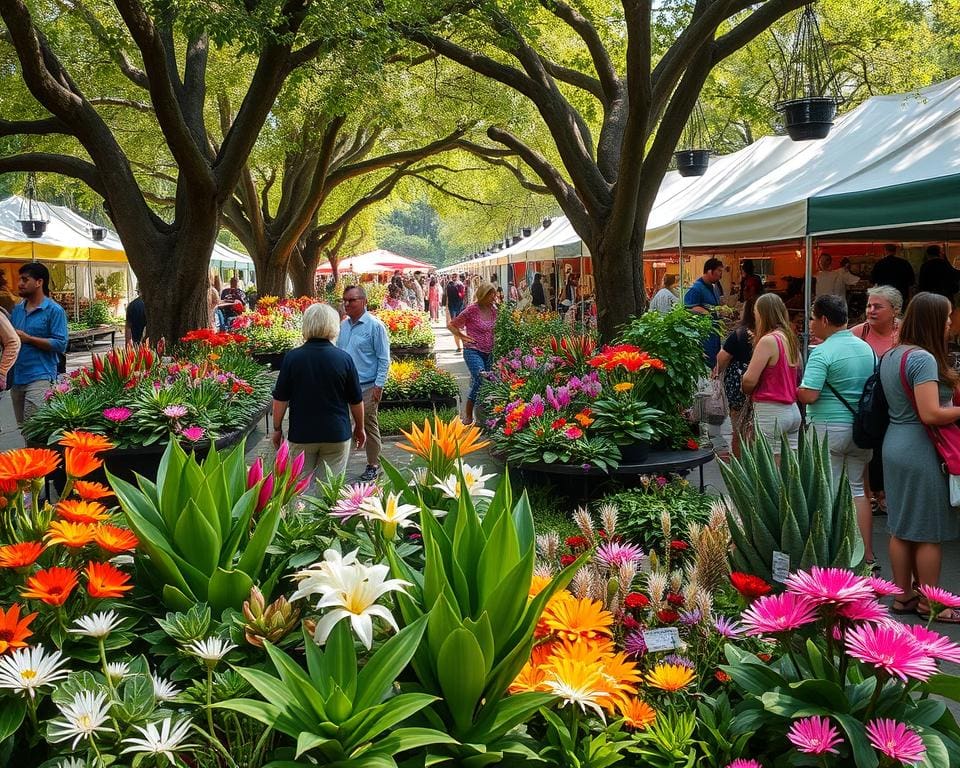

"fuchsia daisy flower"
[902,624,960,664]
[331,482,378,520]
[786,716,843,755]
[741,592,818,635]
[180,426,204,442]
[103,406,132,423]
[785,567,873,607]
[725,760,763,768]
[865,719,926,765]
[162,405,188,419]
[837,597,888,623]
[918,584,960,609]
[866,576,902,596]
[623,630,647,656]
[595,541,644,568]
[845,623,938,682]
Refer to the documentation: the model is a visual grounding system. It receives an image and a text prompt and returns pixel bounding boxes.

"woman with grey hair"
[272,303,365,481]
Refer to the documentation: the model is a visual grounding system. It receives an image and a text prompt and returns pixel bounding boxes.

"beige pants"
[289,440,351,482]
[361,387,382,467]
[12,380,52,426]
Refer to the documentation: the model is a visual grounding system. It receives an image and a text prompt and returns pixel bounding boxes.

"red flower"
[624,593,650,609]
[565,536,589,549]
[560,555,576,567]
[622,615,640,630]
[670,540,689,551]
[757,652,773,663]
[666,592,684,607]
[730,572,773,599]
[686,438,699,450]
[656,609,679,624]
[714,670,732,684]
[551,418,567,429]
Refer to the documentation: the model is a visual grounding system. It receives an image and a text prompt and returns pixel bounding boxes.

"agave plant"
[719,428,863,582]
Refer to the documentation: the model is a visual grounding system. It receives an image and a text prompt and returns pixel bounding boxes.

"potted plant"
[674,148,711,177]
[229,296,315,369]
[382,359,460,410]
[375,308,435,358]
[778,96,838,140]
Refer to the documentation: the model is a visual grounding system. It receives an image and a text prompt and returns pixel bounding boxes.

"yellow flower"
[543,597,614,643]
[618,697,657,729]
[645,663,695,692]
[541,654,610,719]
[398,416,490,462]
[528,574,553,598]
[613,382,634,393]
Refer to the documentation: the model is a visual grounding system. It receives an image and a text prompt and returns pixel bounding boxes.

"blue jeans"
[463,348,491,403]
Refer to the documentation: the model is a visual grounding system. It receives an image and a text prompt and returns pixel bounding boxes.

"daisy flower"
[106,661,129,681]
[865,719,925,765]
[151,674,181,702]
[330,483,378,520]
[785,567,873,607]
[845,623,938,682]
[595,541,644,569]
[918,584,960,610]
[645,662,695,692]
[713,616,744,639]
[741,592,818,635]
[901,624,960,664]
[121,717,196,763]
[70,610,123,639]
[786,715,843,755]
[185,637,236,667]
[47,690,112,749]
[0,645,70,697]
[0,605,36,654]
[866,576,902,596]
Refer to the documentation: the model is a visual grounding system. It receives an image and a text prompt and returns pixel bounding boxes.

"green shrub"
[82,299,113,327]
[379,406,457,436]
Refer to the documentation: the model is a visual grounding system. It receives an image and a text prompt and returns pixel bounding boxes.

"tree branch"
[55,0,149,89]
[0,116,72,137]
[0,152,104,195]
[538,0,619,104]
[88,96,154,113]
[713,0,810,63]
[540,59,604,100]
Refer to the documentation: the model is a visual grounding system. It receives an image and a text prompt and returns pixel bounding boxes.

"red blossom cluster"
[588,344,666,373]
[180,329,248,346]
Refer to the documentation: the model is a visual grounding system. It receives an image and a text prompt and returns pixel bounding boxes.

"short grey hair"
[867,285,903,315]
[302,303,341,342]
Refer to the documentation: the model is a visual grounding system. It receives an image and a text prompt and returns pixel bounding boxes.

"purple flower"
[331,482,378,520]
[103,407,133,423]
[713,616,744,639]
[663,654,695,669]
[162,405,188,419]
[596,541,644,568]
[680,608,703,625]
[522,355,536,369]
[181,426,205,441]
[624,630,647,657]
[656,476,668,487]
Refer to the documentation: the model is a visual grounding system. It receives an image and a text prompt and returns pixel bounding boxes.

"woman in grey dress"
[883,292,960,621]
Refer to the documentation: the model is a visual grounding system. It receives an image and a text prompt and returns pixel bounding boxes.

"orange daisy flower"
[55,499,109,524]
[0,604,37,654]
[0,448,61,483]
[72,481,114,501]
[0,478,18,496]
[85,561,133,598]
[618,697,656,730]
[58,431,115,454]
[93,525,139,553]
[509,657,549,693]
[0,541,44,568]
[543,597,614,643]
[21,567,79,606]
[44,520,96,549]
[64,449,102,479]
[528,574,553,598]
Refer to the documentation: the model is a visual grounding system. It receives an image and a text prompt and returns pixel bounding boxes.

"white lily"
[434,463,496,501]
[359,492,420,533]
[289,548,360,603]
[48,690,113,749]
[311,560,410,650]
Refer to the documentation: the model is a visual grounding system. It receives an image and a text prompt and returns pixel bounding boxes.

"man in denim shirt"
[10,263,68,426]
[338,285,391,482]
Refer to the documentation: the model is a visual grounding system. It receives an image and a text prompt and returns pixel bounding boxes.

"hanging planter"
[675,149,711,178]
[674,102,712,178]
[774,4,843,142]
[17,173,49,239]
[19,220,47,238]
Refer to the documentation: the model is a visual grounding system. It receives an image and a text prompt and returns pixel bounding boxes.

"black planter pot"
[674,149,711,178]
[252,351,287,370]
[19,220,47,238]
[778,97,837,141]
[379,396,458,411]
[618,440,651,464]
[391,345,434,360]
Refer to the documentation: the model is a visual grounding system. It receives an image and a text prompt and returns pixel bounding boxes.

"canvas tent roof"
[0,196,125,261]
[316,249,433,274]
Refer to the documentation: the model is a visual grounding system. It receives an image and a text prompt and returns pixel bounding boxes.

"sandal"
[917,606,960,624]
[890,595,920,615]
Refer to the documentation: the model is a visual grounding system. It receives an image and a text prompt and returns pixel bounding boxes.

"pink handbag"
[901,349,960,475]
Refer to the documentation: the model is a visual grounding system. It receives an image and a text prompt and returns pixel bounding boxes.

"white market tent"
[444,76,960,272]
[317,249,434,275]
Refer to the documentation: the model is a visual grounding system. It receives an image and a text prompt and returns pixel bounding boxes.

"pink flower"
[918,584,960,609]
[837,597,888,623]
[103,406,132,423]
[845,623,938,682]
[741,592,819,635]
[256,473,275,514]
[713,616,744,639]
[162,405,188,419]
[595,541,644,568]
[275,440,290,475]
[865,719,926,765]
[290,450,305,481]
[866,576,902,596]
[725,761,762,768]
[247,457,264,489]
[785,567,873,607]
[564,425,584,440]
[331,482,378,520]
[181,426,204,442]
[786,716,843,755]
[902,624,960,664]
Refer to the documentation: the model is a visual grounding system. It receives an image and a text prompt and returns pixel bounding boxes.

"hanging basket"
[778,97,837,141]
[674,149,711,177]
[19,220,47,238]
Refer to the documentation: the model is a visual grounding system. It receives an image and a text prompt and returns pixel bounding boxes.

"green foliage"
[379,407,458,437]
[109,439,281,615]
[597,480,714,552]
[493,306,581,359]
[590,394,661,444]
[628,709,699,768]
[720,428,863,582]
[526,483,578,540]
[539,706,632,767]
[81,300,113,327]
[383,360,460,402]
[218,621,455,766]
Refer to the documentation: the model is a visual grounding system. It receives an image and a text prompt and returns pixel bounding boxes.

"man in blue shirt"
[10,263,68,426]
[337,285,391,482]
[684,257,723,367]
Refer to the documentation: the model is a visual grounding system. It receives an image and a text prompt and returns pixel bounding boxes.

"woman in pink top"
[428,277,440,322]
[742,293,802,458]
[849,285,902,356]
[448,282,498,425]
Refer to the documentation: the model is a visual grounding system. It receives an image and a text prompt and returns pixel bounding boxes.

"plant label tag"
[772,551,791,583]
[642,627,681,653]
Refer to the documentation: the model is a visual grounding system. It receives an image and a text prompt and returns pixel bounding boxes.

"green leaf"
[341,693,439,749]
[173,499,220,576]
[354,615,428,712]
[296,732,333,759]
[325,621,358,704]
[0,698,25,743]
[437,628,486,734]
[833,713,879,768]
[207,567,254,615]
[372,727,457,755]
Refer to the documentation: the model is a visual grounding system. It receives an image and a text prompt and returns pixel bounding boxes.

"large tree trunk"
[583,215,649,341]
[251,249,291,298]
[288,240,324,297]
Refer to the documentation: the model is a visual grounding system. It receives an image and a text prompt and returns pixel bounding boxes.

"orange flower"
[21,567,79,606]
[618,697,657,729]
[543,597,614,643]
[528,574,553,598]
[55,499,109,524]
[509,657,549,693]
[85,561,133,598]
[0,604,37,654]
[94,525,139,553]
[399,416,490,461]
[44,520,96,549]
[64,449,102,479]
[58,431,115,454]
[0,542,43,568]
[72,481,114,501]
[0,448,61,483]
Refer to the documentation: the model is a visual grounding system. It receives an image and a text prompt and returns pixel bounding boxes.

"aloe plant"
[719,428,863,582]
[108,439,281,614]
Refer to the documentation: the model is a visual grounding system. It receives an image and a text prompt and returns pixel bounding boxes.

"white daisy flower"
[121,717,196,763]
[47,690,112,749]
[0,646,70,697]
[151,674,180,702]
[185,637,236,667]
[106,661,129,681]
[55,759,86,768]
[70,610,123,639]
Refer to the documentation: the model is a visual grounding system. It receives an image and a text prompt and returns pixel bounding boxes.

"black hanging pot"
[19,220,47,238]
[778,97,837,141]
[674,149,711,178]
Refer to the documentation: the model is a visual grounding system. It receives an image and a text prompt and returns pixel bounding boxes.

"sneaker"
[358,465,380,482]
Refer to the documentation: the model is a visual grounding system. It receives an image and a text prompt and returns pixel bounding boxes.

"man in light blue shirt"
[338,285,391,481]
[798,294,876,568]
[10,263,68,427]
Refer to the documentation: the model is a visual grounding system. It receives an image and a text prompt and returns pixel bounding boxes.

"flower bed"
[374,308,434,352]
[381,359,459,409]
[22,337,272,451]
[229,295,318,355]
